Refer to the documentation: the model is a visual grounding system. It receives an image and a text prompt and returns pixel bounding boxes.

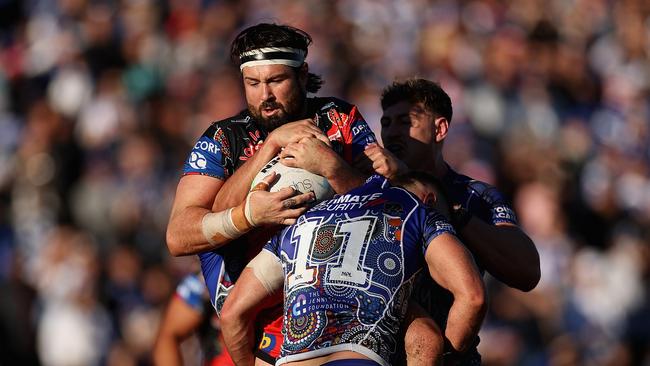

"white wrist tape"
[246,250,284,294]
[244,192,257,227]
[201,209,243,245]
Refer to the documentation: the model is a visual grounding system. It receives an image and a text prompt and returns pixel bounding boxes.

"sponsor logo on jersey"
[313,192,382,211]
[194,140,220,154]
[240,130,264,161]
[292,294,308,316]
[493,205,517,222]
[259,333,277,352]
[188,151,208,170]
[352,123,367,136]
[231,116,251,123]
[435,220,454,232]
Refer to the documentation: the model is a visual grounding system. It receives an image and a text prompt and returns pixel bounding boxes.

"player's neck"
[432,154,448,178]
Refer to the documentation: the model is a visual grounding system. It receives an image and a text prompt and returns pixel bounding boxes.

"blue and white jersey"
[263,175,455,366]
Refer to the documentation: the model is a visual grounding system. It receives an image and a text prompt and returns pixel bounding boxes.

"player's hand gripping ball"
[251,156,334,204]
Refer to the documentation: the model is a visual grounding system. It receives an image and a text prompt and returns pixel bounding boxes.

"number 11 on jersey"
[287,216,376,290]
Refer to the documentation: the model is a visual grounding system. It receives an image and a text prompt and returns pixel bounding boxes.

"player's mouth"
[262,107,279,116]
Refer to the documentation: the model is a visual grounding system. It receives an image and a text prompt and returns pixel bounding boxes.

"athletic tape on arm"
[246,250,284,294]
[202,208,242,245]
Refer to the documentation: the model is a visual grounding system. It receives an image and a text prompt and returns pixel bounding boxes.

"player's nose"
[261,83,274,101]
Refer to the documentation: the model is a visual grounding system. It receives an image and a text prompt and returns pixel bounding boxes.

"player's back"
[265,175,453,366]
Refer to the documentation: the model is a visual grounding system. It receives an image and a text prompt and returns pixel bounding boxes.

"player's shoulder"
[381,177,428,213]
[310,96,356,113]
[196,110,259,145]
[207,109,253,129]
[444,166,498,197]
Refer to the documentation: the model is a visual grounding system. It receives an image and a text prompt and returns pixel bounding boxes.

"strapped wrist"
[201,202,254,246]
[232,201,254,231]
[243,191,258,227]
[202,209,241,245]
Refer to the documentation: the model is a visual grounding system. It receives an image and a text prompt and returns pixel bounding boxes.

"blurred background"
[0,0,649,365]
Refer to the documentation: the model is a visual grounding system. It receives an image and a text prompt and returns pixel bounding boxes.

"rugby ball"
[251,156,334,203]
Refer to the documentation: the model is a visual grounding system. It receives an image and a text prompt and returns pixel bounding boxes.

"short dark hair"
[390,170,446,198]
[230,23,323,93]
[380,78,453,123]
[390,170,451,213]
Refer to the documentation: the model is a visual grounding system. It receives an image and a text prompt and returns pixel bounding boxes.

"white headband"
[239,47,306,71]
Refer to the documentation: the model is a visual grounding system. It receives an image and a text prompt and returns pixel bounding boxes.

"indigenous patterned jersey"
[181,97,377,314]
[412,164,519,365]
[264,175,455,366]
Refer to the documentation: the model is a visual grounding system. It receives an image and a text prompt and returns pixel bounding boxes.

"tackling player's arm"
[220,250,284,366]
[361,148,540,291]
[454,215,540,292]
[166,120,325,256]
[424,232,486,355]
[153,295,204,366]
[167,173,314,256]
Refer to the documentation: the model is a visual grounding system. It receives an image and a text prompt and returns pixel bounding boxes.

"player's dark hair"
[230,23,323,93]
[391,170,451,210]
[380,78,453,123]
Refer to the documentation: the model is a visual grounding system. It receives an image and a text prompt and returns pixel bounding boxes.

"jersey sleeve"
[321,99,377,163]
[263,231,283,259]
[345,105,377,160]
[174,274,207,312]
[466,181,518,226]
[182,125,230,179]
[421,207,456,254]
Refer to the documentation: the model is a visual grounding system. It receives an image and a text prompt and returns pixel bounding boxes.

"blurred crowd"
[0,0,648,365]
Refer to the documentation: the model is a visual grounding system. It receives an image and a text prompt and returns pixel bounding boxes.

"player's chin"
[260,114,288,130]
[385,145,404,158]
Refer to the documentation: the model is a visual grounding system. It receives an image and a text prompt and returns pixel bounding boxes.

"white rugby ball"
[251,156,334,203]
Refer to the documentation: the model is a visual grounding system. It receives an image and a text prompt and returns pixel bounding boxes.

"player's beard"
[249,88,306,131]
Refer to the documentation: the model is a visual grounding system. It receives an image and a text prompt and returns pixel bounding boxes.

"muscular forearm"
[167,202,252,256]
[213,142,280,211]
[167,206,216,256]
[221,308,257,366]
[445,293,486,353]
[322,159,367,194]
[459,219,540,291]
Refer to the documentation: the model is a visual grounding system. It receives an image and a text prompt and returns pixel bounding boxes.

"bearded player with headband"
[166,23,377,364]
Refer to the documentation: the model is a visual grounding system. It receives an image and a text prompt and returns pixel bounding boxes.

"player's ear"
[423,192,437,208]
[434,117,449,143]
